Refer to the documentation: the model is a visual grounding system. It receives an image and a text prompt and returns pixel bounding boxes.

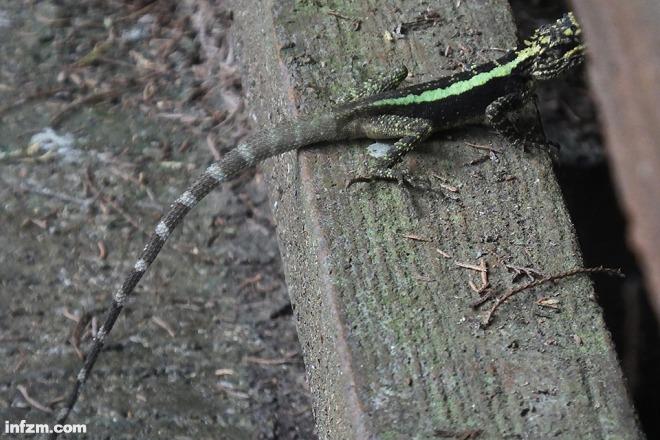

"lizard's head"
[526,12,585,80]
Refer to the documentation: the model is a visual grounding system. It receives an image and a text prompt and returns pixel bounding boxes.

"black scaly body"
[50,13,584,436]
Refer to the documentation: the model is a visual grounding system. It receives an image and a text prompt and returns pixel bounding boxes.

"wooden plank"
[227,1,642,438]
[571,0,660,320]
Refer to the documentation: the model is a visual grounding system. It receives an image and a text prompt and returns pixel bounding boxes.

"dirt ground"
[0,1,315,438]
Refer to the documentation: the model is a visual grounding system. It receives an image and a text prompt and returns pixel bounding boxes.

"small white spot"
[77,369,87,382]
[206,163,225,182]
[176,191,197,208]
[96,326,107,342]
[29,128,79,163]
[134,259,147,272]
[237,143,255,163]
[367,142,394,158]
[155,221,170,240]
[114,289,126,306]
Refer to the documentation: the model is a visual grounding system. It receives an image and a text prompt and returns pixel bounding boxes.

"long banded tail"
[50,112,342,437]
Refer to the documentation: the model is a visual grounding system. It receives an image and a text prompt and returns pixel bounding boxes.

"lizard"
[49,12,584,436]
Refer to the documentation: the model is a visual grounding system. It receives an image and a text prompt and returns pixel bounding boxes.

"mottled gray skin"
[50,13,584,437]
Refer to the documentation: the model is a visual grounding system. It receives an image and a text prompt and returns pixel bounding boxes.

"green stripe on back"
[372,46,537,107]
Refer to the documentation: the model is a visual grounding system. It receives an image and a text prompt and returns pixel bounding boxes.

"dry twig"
[17,385,53,414]
[479,266,622,327]
[50,90,120,127]
[152,316,176,338]
[244,350,298,365]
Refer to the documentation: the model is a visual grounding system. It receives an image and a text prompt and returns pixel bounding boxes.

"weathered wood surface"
[227,1,642,438]
[571,0,660,322]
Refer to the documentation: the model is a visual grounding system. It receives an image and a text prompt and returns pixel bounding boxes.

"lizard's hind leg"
[346,115,433,187]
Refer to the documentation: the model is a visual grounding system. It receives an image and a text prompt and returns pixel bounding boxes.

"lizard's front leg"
[346,115,433,188]
[339,65,409,103]
[485,89,552,151]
